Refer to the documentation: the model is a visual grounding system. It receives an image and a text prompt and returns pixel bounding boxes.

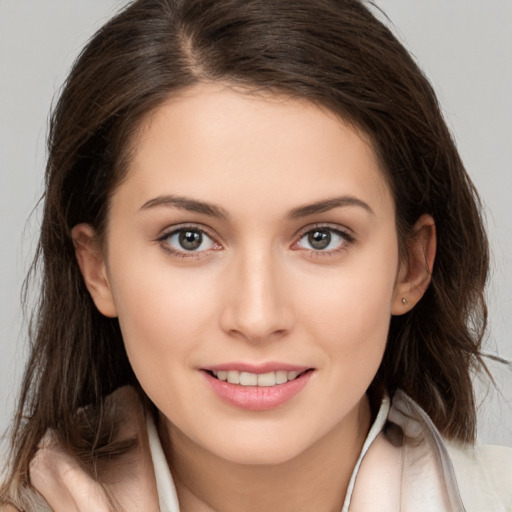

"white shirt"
[24,385,512,512]
[147,390,512,512]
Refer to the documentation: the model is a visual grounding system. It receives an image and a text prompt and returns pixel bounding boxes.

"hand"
[29,432,112,512]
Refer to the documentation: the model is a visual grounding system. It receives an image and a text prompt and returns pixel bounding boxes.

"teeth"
[240,372,258,386]
[275,370,288,384]
[212,370,304,387]
[257,372,276,387]
[227,371,239,384]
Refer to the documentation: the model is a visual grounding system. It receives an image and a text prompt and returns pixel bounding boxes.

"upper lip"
[202,362,310,374]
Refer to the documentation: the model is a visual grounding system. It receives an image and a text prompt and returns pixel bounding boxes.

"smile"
[209,369,304,387]
[202,367,314,411]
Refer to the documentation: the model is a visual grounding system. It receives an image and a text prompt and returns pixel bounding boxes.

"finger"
[30,438,111,512]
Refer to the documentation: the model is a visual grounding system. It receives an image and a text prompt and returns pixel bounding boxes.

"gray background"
[1,1,511,457]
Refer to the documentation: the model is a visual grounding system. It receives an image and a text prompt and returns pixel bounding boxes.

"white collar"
[146,394,392,512]
[146,415,181,512]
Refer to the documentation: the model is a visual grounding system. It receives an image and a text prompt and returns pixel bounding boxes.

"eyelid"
[157,223,215,240]
[292,223,355,255]
[156,223,222,258]
[294,223,355,242]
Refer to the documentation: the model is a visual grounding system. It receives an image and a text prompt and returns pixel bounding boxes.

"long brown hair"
[2,0,489,503]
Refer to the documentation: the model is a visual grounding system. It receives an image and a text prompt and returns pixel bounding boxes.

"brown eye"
[308,230,331,250]
[296,227,351,253]
[163,228,216,253]
[179,230,203,250]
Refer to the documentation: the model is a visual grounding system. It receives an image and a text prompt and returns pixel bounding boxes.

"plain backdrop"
[1,1,511,458]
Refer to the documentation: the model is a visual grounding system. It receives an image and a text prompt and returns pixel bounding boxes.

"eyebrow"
[139,194,374,219]
[287,196,374,218]
[140,195,229,218]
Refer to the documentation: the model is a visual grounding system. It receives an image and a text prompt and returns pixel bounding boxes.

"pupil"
[179,230,202,250]
[309,230,330,250]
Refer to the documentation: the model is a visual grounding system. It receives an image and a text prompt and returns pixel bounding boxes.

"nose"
[219,248,295,344]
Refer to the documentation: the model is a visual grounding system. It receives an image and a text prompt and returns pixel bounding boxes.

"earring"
[401,298,408,305]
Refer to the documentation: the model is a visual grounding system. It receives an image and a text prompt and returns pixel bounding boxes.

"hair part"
[2,0,489,504]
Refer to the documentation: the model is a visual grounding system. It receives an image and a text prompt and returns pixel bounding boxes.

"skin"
[74,83,435,512]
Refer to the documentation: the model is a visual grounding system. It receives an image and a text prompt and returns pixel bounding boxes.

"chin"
[218,444,306,466]
[204,426,321,466]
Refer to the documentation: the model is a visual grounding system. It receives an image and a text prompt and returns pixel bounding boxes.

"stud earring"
[401,298,408,305]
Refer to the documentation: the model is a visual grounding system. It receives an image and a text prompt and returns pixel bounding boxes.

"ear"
[392,214,436,315]
[72,223,118,318]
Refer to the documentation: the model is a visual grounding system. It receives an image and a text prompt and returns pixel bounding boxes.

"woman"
[1,0,511,510]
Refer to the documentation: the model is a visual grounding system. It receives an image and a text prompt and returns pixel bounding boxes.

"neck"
[158,396,372,512]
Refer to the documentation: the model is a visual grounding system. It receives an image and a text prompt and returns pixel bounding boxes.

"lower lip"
[202,370,313,411]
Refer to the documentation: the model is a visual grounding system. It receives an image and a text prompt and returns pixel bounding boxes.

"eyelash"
[157,224,355,259]
[293,224,355,258]
[157,225,220,259]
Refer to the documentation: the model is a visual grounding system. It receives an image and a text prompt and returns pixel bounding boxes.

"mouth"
[201,367,315,411]
[204,368,313,387]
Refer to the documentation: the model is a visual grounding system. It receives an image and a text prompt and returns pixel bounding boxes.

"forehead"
[116,83,393,220]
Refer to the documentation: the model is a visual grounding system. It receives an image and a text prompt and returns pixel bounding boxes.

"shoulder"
[4,386,159,512]
[389,390,512,511]
[446,439,512,511]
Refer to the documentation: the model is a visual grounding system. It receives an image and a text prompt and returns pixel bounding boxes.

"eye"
[160,227,218,254]
[295,227,353,252]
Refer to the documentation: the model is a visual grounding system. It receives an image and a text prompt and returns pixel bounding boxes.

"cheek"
[297,244,398,372]
[303,279,391,365]
[107,258,220,384]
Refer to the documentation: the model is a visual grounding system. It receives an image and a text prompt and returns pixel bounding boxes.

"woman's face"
[88,83,407,464]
